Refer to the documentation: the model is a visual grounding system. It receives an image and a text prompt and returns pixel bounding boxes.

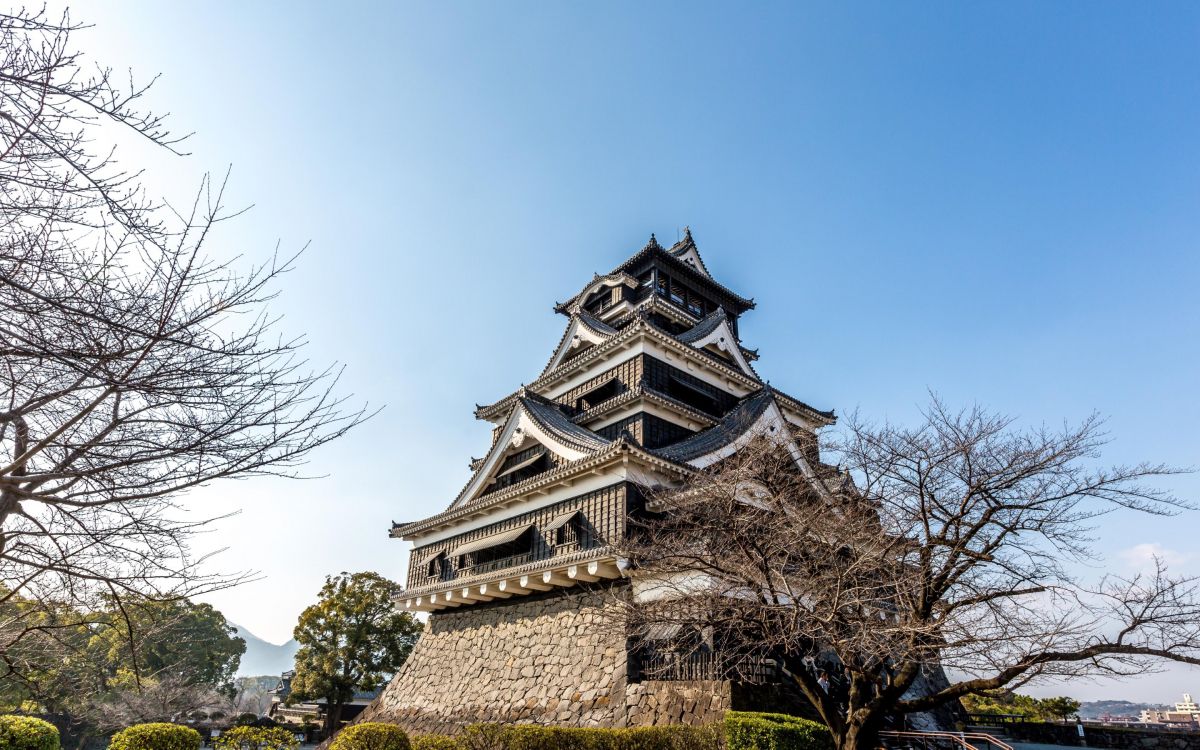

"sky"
[58,2,1200,701]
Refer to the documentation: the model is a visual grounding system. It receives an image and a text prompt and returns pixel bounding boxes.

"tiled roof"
[476,317,767,421]
[554,233,753,315]
[568,382,718,429]
[553,272,640,315]
[652,388,779,463]
[609,235,754,311]
[577,310,618,335]
[675,307,730,344]
[451,395,610,510]
[394,439,690,538]
[538,312,620,377]
[520,395,611,453]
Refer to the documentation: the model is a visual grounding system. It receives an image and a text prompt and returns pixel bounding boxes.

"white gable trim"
[543,316,612,375]
[685,316,757,378]
[567,273,638,314]
[453,401,595,508]
[672,246,711,278]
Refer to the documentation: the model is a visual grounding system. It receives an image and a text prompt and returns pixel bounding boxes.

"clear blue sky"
[70,2,1199,700]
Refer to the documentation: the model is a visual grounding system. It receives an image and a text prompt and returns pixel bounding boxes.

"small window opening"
[427,553,447,578]
[575,378,620,412]
[667,375,718,414]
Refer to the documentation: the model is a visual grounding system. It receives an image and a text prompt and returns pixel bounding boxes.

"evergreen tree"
[290,572,422,734]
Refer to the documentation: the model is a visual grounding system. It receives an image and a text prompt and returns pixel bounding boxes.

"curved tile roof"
[520,395,612,454]
[538,311,621,377]
[652,388,778,464]
[576,310,618,336]
[675,307,730,344]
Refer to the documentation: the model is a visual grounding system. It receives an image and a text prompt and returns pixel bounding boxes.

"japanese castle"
[392,231,834,613]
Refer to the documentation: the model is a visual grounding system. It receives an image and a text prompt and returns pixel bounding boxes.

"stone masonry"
[356,584,731,734]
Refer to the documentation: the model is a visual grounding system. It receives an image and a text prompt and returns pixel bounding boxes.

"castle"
[359,231,835,731]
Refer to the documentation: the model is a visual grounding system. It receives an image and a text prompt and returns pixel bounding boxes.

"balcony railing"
[636,652,779,683]
[459,551,537,577]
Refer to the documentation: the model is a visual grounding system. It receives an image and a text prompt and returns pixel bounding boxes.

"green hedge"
[411,736,462,750]
[459,724,720,750]
[411,714,828,750]
[331,724,411,750]
[0,717,60,750]
[724,712,833,750]
[108,724,200,750]
[213,727,298,750]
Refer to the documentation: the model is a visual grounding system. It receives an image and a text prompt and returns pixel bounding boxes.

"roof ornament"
[645,233,662,251]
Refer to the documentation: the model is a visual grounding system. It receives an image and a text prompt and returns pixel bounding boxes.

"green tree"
[0,594,245,728]
[960,691,1041,718]
[88,599,246,690]
[290,573,422,735]
[1037,696,1082,723]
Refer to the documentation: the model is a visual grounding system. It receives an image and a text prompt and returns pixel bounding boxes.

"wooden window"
[575,378,620,411]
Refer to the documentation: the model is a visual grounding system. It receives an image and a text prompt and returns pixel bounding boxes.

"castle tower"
[360,232,835,732]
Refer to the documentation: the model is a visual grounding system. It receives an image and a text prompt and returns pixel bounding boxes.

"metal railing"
[879,731,1013,750]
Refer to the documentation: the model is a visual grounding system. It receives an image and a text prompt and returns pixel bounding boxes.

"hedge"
[411,736,462,750]
[459,724,720,750]
[213,727,298,750]
[724,712,833,750]
[0,716,60,750]
[108,724,201,750]
[331,724,411,750]
[403,714,829,750]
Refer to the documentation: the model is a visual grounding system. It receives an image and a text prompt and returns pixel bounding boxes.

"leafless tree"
[0,7,368,692]
[81,675,236,735]
[621,399,1198,750]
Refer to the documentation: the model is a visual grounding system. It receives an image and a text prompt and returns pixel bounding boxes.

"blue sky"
[70,3,1198,700]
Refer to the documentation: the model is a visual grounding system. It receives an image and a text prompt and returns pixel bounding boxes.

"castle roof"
[652,388,779,463]
[393,229,838,592]
[554,234,754,316]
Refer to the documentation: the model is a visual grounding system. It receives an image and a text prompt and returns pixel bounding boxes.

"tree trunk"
[324,702,345,738]
[837,714,885,750]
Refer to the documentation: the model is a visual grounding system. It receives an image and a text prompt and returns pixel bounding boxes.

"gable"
[541,313,617,376]
[679,313,757,379]
[450,397,610,509]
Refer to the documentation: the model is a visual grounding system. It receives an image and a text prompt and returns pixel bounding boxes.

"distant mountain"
[1078,700,1168,719]
[230,622,299,677]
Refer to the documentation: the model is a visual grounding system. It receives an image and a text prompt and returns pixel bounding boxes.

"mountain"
[230,622,299,677]
[1078,700,1168,719]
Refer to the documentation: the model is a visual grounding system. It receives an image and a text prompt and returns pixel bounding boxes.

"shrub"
[724,712,833,750]
[620,726,720,750]
[331,724,411,750]
[108,724,200,750]
[213,726,299,750]
[459,724,719,750]
[0,716,60,750]
[411,736,461,750]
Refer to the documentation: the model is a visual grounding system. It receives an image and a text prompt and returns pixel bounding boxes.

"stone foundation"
[625,681,731,727]
[358,586,630,733]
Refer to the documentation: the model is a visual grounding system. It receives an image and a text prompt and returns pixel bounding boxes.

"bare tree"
[0,8,368,693]
[621,399,1198,750]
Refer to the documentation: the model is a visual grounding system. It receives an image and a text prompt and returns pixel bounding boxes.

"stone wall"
[358,585,631,734]
[625,681,730,727]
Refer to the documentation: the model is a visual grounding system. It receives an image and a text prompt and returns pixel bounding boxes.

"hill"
[1078,700,1168,719]
[230,622,299,677]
